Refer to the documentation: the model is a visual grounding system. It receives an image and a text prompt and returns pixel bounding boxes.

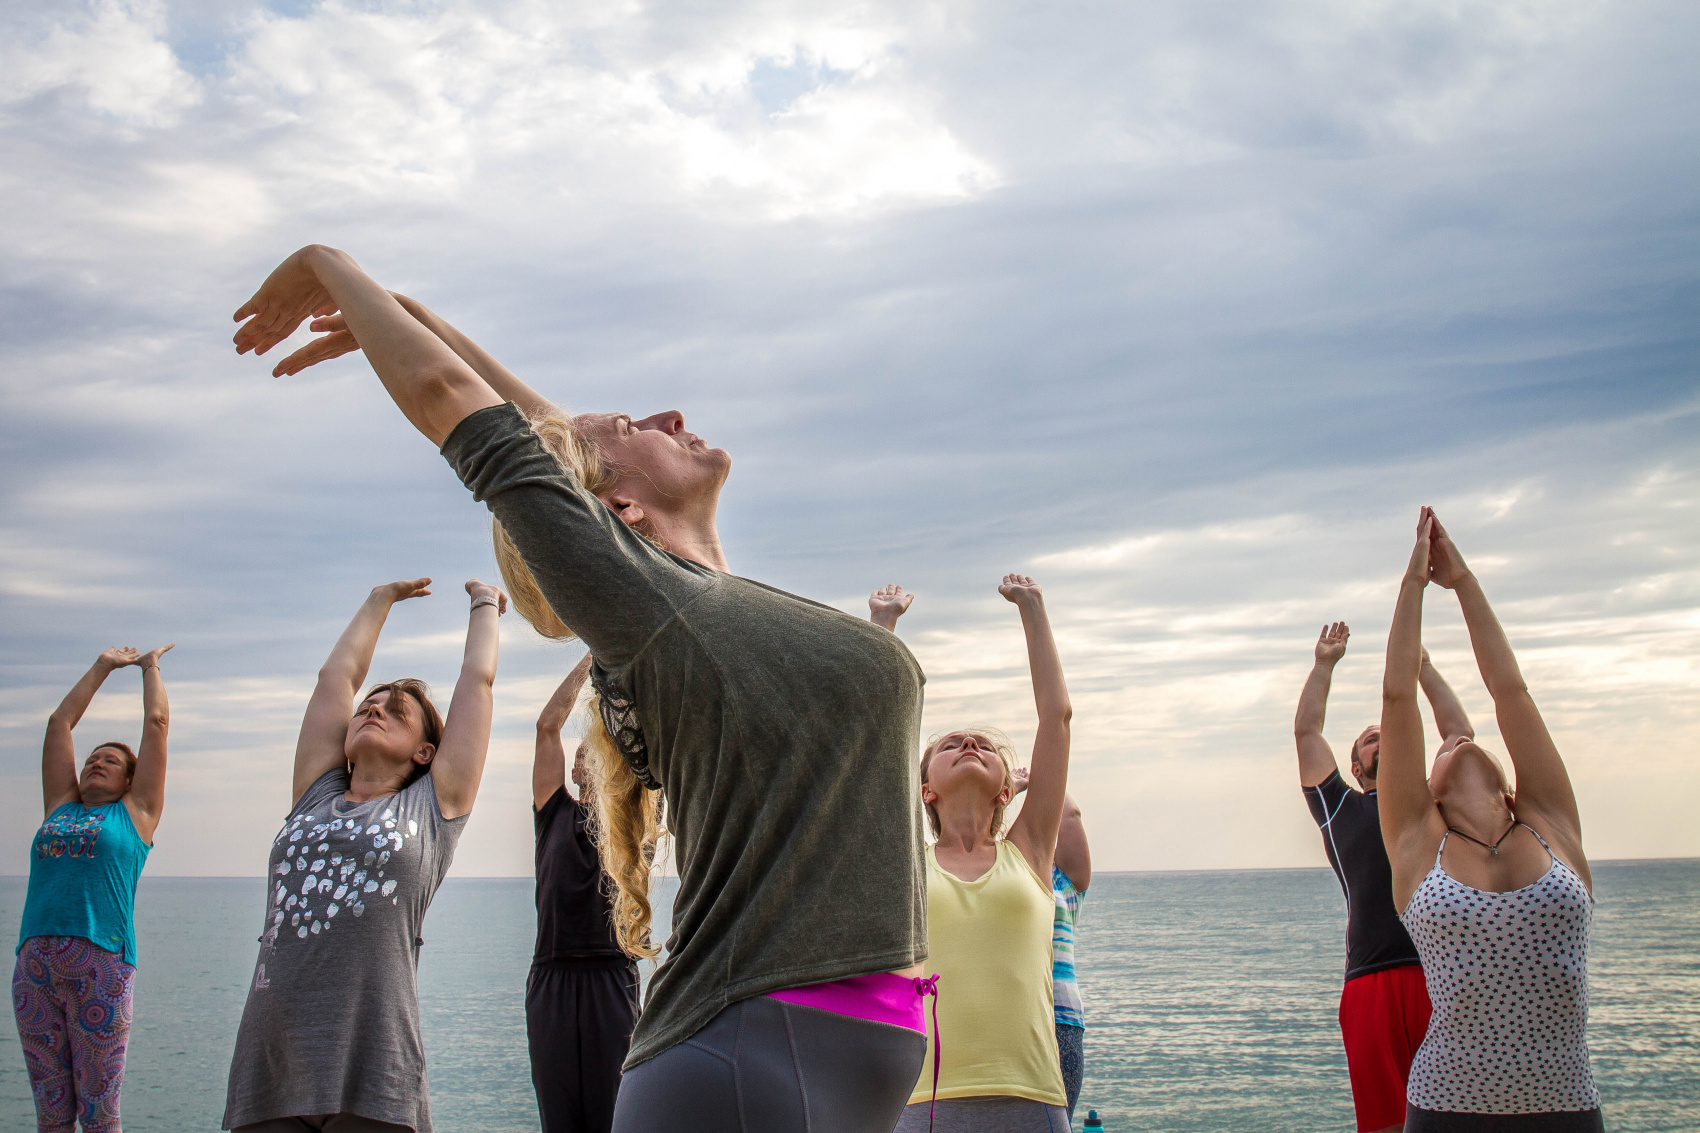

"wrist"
[470,594,499,613]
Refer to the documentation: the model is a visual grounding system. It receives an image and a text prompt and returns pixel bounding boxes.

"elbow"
[146,710,169,731]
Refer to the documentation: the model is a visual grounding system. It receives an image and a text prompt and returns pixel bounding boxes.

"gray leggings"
[612,995,926,1133]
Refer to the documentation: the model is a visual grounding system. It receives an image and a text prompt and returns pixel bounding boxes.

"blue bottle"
[1083,1111,1103,1131]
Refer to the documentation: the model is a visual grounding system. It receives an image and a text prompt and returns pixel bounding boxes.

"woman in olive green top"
[234,246,930,1132]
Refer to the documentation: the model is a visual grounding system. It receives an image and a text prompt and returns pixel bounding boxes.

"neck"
[932,792,998,854]
[650,502,729,573]
[1440,795,1513,844]
[346,758,413,803]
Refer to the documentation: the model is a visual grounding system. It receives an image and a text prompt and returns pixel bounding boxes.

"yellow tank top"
[909,839,1068,1107]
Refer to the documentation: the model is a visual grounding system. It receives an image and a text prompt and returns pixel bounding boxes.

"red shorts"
[1339,964,1432,1132]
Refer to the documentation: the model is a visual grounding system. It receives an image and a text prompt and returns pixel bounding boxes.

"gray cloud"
[1,0,1695,875]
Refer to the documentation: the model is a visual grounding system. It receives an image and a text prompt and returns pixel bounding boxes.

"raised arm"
[295,579,433,806]
[42,648,135,815]
[1002,574,1073,879]
[1418,646,1475,744]
[270,292,560,422]
[235,246,503,446]
[868,583,914,633]
[1428,515,1582,845]
[535,652,594,810]
[1294,622,1348,787]
[1380,509,1445,906]
[125,644,175,842]
[431,579,507,820]
[1012,769,1092,891]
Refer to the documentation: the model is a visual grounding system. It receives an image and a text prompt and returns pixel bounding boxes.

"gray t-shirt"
[222,769,467,1131]
[445,402,929,1068]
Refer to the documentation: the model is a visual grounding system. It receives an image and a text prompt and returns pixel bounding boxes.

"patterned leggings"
[11,936,135,1133]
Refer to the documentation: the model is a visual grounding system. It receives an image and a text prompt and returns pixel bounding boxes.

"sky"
[0,0,1695,878]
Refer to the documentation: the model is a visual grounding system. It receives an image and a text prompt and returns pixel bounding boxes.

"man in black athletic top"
[1295,622,1473,1133]
[528,654,640,1133]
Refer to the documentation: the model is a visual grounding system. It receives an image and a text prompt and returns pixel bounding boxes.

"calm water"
[2,860,1696,1131]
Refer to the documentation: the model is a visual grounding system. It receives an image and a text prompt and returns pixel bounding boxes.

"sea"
[2,859,1696,1132]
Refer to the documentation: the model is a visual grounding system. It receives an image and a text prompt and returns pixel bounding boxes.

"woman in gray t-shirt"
[222,577,507,1133]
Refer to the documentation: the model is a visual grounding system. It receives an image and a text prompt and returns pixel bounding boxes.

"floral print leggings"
[12,936,135,1133]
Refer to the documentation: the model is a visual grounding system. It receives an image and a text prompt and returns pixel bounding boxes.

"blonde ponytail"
[583,698,665,958]
[490,406,663,959]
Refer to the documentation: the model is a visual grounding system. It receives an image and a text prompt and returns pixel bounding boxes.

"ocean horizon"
[4,859,1697,1131]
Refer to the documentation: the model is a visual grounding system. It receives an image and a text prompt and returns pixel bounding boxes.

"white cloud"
[0,0,199,129]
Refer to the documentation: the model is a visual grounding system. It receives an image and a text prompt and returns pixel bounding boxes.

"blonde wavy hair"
[919,727,1019,840]
[492,408,665,959]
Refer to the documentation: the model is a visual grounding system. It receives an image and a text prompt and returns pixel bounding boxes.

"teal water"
[2,860,1696,1131]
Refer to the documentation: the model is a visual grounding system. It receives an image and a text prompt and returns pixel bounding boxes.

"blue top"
[1052,865,1086,1028]
[17,800,151,967]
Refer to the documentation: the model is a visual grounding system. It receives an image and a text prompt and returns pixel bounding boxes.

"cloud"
[0,0,1695,877]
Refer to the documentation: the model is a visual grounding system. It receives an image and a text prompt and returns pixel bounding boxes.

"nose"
[632,410,685,435]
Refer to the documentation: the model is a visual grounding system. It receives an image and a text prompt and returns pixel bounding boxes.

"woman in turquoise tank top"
[14,642,174,1133]
[874,574,1075,1133]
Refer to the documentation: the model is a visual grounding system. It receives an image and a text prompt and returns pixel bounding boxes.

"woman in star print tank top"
[1378,508,1601,1133]
[223,577,507,1133]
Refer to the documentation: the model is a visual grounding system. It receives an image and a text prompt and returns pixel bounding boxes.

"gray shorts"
[895,1095,1072,1133]
[613,995,926,1133]
[233,1116,412,1133]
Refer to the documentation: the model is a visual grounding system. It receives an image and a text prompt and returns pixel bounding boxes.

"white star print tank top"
[1399,823,1600,1115]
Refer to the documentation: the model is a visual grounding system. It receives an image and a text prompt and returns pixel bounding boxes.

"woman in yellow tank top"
[872,573,1074,1133]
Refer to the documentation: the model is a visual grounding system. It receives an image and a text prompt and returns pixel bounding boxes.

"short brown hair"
[360,680,444,786]
[91,741,137,780]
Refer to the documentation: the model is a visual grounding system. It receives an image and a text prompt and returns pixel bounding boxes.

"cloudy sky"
[1,0,1695,878]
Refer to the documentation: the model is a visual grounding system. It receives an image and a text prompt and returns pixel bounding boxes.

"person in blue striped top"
[1014,768,1091,1118]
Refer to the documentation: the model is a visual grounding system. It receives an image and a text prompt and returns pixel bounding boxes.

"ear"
[599,492,647,529]
[412,743,437,767]
[919,782,938,807]
[1350,758,1363,780]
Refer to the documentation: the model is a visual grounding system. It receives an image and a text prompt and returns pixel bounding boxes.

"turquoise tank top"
[17,800,151,967]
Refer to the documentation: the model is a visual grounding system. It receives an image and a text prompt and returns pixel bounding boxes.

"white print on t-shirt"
[255,804,420,976]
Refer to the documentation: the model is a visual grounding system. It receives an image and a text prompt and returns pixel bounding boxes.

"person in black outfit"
[529,653,640,1133]
[1294,623,1473,1133]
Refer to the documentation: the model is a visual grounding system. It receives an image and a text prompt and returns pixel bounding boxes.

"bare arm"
[868,584,914,633]
[270,293,561,422]
[535,653,593,810]
[1054,793,1091,892]
[1294,622,1348,788]
[1419,646,1475,743]
[1428,516,1583,850]
[1380,509,1446,908]
[1003,575,1073,880]
[42,648,134,815]
[125,644,175,842]
[295,579,433,806]
[433,580,508,820]
[235,246,503,446]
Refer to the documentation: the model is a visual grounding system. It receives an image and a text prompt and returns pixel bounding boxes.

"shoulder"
[293,767,349,816]
[1304,770,1354,820]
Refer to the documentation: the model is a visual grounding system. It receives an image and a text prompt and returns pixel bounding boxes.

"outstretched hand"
[1315,621,1349,664]
[998,573,1043,605]
[99,646,141,669]
[1403,507,1435,587]
[233,246,344,361]
[271,312,361,377]
[374,578,433,604]
[136,644,175,670]
[868,584,914,626]
[466,578,509,615]
[1426,512,1471,590]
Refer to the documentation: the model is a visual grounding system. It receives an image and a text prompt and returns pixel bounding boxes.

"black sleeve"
[441,402,715,668]
[534,785,568,841]
[1303,770,1353,828]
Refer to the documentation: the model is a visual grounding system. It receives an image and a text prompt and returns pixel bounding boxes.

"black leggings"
[1406,1105,1606,1132]
[612,995,926,1133]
